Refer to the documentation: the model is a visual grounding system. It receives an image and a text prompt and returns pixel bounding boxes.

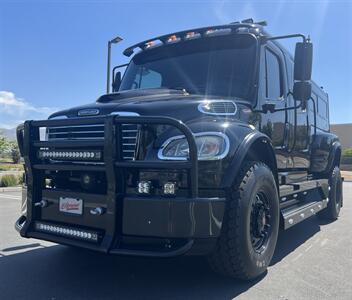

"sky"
[0,0,351,128]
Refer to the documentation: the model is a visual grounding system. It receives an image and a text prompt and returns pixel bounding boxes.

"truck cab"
[15,19,342,280]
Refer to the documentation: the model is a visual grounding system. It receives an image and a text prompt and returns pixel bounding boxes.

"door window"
[265,49,283,99]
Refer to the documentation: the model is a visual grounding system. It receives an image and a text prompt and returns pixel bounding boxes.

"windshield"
[120,35,257,101]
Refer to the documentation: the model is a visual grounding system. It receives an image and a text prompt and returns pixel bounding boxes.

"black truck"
[16,19,343,280]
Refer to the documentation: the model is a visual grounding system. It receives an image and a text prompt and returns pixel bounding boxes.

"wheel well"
[333,147,341,168]
[243,139,279,186]
[324,146,341,176]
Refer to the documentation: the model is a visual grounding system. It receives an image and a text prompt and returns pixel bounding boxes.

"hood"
[49,88,253,125]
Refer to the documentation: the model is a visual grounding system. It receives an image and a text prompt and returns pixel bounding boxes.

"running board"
[281,199,328,229]
[279,178,329,229]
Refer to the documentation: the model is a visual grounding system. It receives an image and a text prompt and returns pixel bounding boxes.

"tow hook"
[34,200,48,208]
[90,207,105,216]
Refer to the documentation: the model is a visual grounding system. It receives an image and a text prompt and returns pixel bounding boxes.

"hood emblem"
[78,108,100,116]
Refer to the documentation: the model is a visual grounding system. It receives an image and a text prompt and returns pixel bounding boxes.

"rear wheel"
[317,166,343,221]
[208,161,279,280]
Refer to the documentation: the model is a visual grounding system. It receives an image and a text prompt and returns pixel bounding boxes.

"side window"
[265,49,282,99]
[318,97,328,118]
[132,68,162,90]
[311,93,318,113]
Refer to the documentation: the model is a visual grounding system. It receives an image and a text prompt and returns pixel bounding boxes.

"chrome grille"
[47,123,139,160]
[48,124,105,140]
[120,124,139,160]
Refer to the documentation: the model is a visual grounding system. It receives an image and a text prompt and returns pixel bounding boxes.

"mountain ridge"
[0,128,16,140]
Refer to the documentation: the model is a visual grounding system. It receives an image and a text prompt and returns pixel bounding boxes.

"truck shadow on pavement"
[0,217,323,300]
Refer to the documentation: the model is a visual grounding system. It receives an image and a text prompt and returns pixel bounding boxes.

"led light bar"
[38,150,102,161]
[35,222,99,242]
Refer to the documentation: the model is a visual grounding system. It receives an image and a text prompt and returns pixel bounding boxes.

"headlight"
[158,132,229,161]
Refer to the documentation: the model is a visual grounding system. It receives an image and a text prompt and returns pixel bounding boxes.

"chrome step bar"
[281,199,328,229]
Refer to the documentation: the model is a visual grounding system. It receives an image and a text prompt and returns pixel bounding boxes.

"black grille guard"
[16,116,199,251]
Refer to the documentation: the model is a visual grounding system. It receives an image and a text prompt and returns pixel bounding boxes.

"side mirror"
[262,102,276,113]
[293,81,311,110]
[294,42,313,81]
[112,71,121,92]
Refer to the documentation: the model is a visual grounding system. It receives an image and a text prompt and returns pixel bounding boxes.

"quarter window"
[265,49,282,99]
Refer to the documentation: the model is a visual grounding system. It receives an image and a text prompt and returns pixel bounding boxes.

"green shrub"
[11,146,21,164]
[342,148,352,157]
[17,173,24,185]
[0,174,18,187]
[0,164,23,171]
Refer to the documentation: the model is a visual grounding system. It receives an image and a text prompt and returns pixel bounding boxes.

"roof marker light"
[145,41,155,49]
[167,34,179,43]
[186,32,195,39]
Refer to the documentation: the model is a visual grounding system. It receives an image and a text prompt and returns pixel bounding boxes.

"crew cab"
[16,19,342,280]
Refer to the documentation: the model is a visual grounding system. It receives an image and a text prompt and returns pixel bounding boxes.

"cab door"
[258,43,289,170]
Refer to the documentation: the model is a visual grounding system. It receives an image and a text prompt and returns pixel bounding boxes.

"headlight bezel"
[158,132,230,161]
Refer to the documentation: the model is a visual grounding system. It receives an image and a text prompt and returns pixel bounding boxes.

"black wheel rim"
[250,192,272,254]
[335,178,342,211]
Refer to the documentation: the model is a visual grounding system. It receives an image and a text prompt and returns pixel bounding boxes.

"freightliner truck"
[16,19,343,280]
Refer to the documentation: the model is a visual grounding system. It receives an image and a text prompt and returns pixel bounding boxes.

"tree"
[0,136,9,157]
[9,142,21,164]
[0,137,20,163]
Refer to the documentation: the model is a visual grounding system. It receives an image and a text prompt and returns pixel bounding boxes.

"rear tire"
[317,166,343,221]
[208,161,279,280]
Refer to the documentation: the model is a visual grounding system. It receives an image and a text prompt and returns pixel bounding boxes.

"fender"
[221,130,278,189]
[324,141,341,174]
[310,132,341,174]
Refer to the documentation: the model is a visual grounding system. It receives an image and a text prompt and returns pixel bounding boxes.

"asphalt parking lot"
[0,184,351,300]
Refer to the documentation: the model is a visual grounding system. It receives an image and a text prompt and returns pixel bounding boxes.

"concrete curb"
[0,186,22,193]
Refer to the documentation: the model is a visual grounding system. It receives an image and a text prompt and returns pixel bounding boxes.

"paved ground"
[0,184,351,300]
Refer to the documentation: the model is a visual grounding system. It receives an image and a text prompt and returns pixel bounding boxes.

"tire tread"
[208,161,272,280]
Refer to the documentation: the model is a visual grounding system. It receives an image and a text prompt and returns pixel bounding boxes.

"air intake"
[198,100,237,116]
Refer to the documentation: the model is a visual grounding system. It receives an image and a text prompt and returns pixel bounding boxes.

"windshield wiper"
[167,87,190,94]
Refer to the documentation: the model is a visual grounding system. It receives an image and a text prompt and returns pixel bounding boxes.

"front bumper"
[16,193,225,256]
[15,116,226,257]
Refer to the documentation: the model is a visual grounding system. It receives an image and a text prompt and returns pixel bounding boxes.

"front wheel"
[208,161,279,280]
[317,166,343,221]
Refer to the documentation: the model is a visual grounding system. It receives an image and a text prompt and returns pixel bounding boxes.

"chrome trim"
[110,112,140,160]
[48,124,103,129]
[49,130,103,135]
[158,132,230,161]
[77,108,100,116]
[198,100,237,116]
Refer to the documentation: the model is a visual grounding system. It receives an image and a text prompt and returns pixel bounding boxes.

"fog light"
[163,182,177,195]
[137,181,152,194]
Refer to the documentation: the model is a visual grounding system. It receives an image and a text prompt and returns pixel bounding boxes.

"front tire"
[208,161,279,280]
[317,166,343,221]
